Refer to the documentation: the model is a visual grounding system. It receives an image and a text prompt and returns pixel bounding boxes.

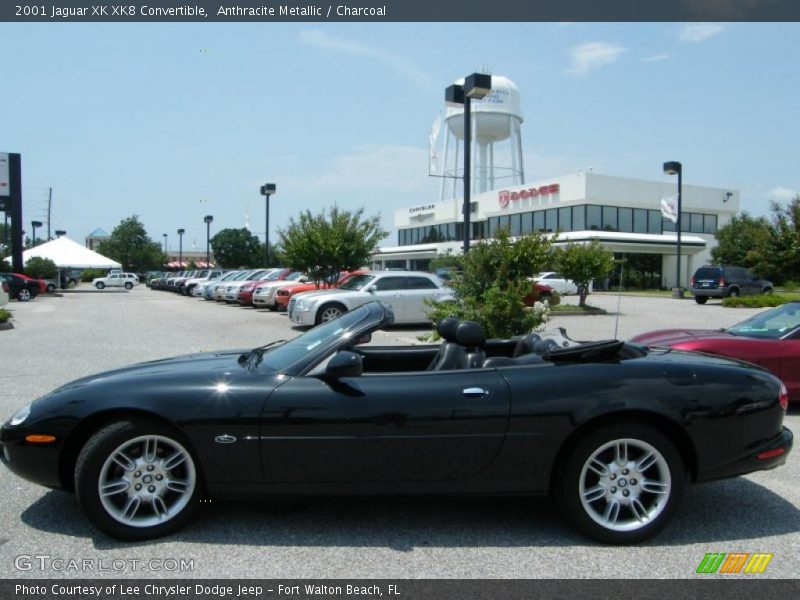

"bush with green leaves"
[553,241,615,307]
[721,294,790,308]
[426,229,553,339]
[81,269,106,282]
[24,257,57,279]
[0,308,11,323]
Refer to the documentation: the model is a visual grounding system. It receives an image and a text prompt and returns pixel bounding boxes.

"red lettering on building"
[498,183,559,208]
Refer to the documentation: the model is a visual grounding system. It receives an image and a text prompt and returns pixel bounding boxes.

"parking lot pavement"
[0,289,797,579]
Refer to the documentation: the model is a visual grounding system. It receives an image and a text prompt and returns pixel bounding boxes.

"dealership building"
[373,170,739,289]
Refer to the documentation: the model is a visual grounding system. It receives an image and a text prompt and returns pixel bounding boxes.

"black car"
[690,265,773,304]
[1,302,792,543]
[0,272,40,302]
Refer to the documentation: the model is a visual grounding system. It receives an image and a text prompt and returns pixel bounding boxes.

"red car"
[274,270,367,311]
[524,282,556,306]
[15,273,47,294]
[236,269,293,306]
[631,301,800,403]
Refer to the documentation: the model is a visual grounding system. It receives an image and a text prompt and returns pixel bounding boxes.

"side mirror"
[325,351,363,378]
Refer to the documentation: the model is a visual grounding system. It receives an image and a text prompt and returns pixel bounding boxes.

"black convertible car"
[1,302,792,543]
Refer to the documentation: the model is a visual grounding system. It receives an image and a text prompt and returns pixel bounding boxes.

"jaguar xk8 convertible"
[1,302,792,543]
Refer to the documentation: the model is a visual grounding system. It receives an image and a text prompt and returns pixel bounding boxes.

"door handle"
[463,387,489,398]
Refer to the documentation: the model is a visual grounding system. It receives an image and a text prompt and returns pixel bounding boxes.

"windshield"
[264,269,285,281]
[728,303,800,339]
[285,271,304,281]
[339,274,375,291]
[259,305,372,372]
[246,270,270,281]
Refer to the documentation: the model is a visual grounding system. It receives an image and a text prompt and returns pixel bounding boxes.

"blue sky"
[1,22,797,250]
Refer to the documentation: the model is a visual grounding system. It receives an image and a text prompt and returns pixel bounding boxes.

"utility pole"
[47,187,52,240]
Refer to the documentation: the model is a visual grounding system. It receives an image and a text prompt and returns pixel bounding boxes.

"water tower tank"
[439,75,525,198]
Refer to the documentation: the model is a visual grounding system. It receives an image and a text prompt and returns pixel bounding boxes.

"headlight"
[8,403,31,426]
[296,300,309,311]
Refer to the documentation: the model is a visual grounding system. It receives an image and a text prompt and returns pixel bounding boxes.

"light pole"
[31,220,42,246]
[260,183,276,267]
[54,229,66,237]
[204,215,213,267]
[663,161,683,298]
[177,228,185,270]
[445,73,492,253]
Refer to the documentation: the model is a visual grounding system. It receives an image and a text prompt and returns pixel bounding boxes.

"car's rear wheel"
[555,423,685,544]
[124,282,133,290]
[17,288,31,301]
[728,288,740,298]
[46,283,56,293]
[316,303,346,324]
[694,296,707,304]
[75,420,201,540]
[96,282,105,290]
[763,287,773,295]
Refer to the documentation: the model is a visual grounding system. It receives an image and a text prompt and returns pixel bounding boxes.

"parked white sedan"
[288,271,452,326]
[532,272,578,295]
[92,272,138,290]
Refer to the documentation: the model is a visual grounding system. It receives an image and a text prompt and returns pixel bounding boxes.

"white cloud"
[767,186,798,202]
[566,42,626,77]
[679,23,727,43]
[297,30,432,89]
[641,53,670,63]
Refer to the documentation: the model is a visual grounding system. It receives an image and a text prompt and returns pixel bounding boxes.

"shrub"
[0,308,11,323]
[81,268,106,282]
[782,280,798,291]
[722,294,790,308]
[24,257,58,279]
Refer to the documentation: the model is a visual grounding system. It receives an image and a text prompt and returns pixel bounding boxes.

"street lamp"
[260,183,276,266]
[177,228,185,269]
[31,220,43,246]
[55,229,66,237]
[204,215,214,267]
[663,161,683,298]
[445,73,492,253]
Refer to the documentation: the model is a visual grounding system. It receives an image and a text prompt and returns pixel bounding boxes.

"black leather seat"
[455,321,487,369]
[427,317,467,371]
[512,333,542,357]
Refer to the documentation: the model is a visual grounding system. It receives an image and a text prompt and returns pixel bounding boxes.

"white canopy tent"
[21,236,121,269]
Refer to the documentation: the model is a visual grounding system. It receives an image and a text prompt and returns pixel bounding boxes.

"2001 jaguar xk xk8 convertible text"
[1,302,792,543]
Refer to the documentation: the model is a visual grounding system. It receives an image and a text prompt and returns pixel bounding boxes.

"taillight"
[779,382,789,411]
[690,276,695,286]
[719,277,726,286]
[277,290,289,296]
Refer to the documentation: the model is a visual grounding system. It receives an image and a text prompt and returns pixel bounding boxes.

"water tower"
[436,75,525,200]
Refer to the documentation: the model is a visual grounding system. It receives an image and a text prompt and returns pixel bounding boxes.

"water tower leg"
[515,120,525,185]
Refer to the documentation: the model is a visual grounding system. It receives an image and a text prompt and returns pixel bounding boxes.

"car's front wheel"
[316,303,346,324]
[95,282,105,290]
[124,282,133,290]
[555,423,685,544]
[75,420,201,540]
[17,288,32,301]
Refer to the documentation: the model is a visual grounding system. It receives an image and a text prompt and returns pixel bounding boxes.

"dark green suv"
[690,266,773,304]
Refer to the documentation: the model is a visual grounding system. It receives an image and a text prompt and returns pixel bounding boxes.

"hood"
[294,288,350,302]
[630,328,735,347]
[50,350,249,394]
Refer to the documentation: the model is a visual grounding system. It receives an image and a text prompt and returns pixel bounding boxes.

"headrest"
[455,321,486,348]
[513,333,542,357]
[437,317,459,342]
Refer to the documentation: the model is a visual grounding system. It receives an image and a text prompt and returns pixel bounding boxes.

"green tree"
[426,229,553,338]
[210,228,262,268]
[278,206,386,284]
[24,257,57,279]
[762,196,800,284]
[96,216,166,272]
[711,212,771,270]
[554,241,615,307]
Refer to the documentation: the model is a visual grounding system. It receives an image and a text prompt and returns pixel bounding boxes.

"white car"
[288,271,452,327]
[92,272,138,290]
[533,272,578,295]
[222,269,274,303]
[200,270,242,299]
[182,270,222,296]
[252,271,309,309]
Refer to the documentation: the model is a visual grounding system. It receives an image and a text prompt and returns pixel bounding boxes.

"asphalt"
[0,287,797,578]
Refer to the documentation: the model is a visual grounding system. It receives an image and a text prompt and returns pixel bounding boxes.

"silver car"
[288,271,452,327]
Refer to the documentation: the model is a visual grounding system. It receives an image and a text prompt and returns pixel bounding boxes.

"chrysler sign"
[499,183,559,208]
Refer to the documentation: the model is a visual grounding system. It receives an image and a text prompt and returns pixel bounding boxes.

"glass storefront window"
[648,210,662,234]
[691,213,704,233]
[572,205,585,230]
[662,218,675,232]
[533,211,545,231]
[521,212,533,234]
[587,205,602,230]
[510,213,522,236]
[545,209,557,232]
[633,209,647,233]
[558,207,572,232]
[618,208,633,233]
[602,206,618,231]
[703,214,717,234]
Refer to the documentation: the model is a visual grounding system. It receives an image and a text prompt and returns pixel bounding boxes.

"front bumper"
[1,425,63,489]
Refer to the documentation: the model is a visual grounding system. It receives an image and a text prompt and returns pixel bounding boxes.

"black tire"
[554,422,686,544]
[124,282,133,290]
[17,288,32,302]
[75,419,202,540]
[96,282,105,290]
[728,288,740,298]
[315,302,347,325]
[539,292,552,303]
[694,296,708,305]
[46,283,56,293]
[763,287,773,295]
